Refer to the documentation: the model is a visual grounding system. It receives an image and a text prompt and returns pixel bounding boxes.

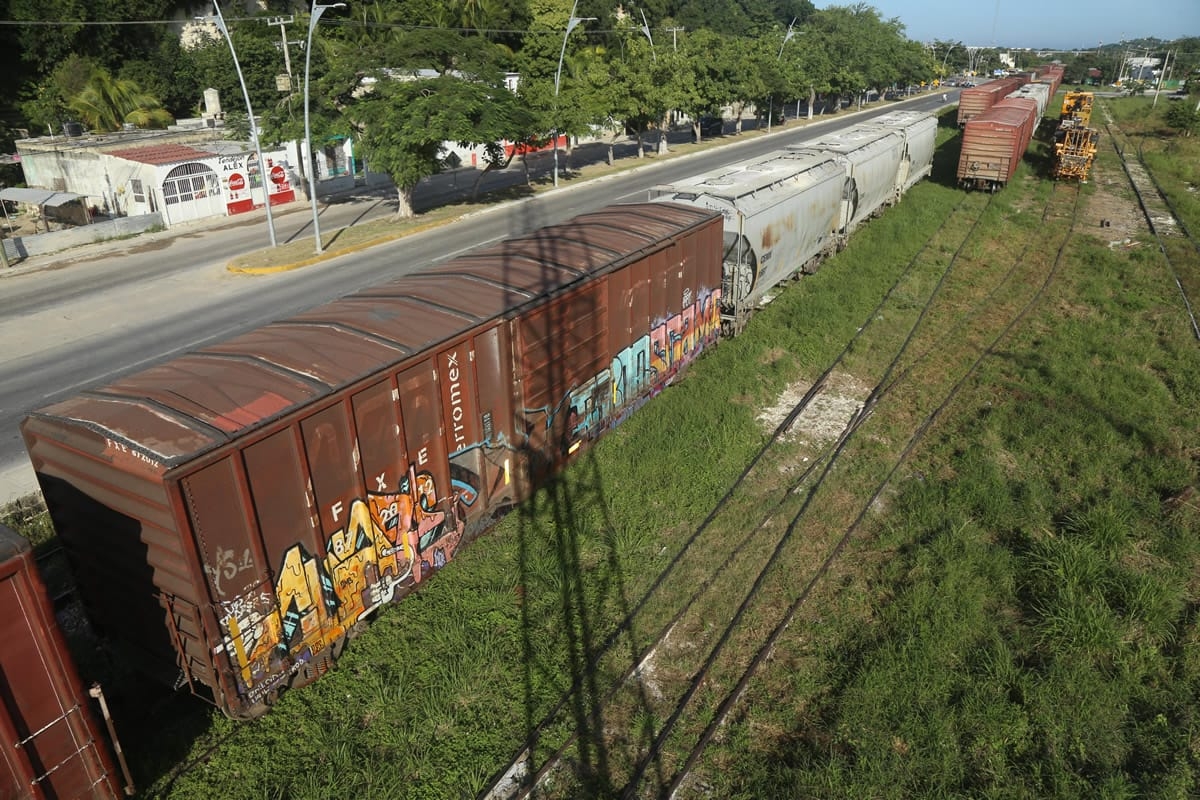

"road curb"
[224,214,469,275]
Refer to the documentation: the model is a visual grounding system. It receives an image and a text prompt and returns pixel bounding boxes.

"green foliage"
[68,67,174,131]
[1163,100,1199,135]
[0,496,53,547]
[19,54,99,133]
[182,25,291,124]
[350,69,534,214]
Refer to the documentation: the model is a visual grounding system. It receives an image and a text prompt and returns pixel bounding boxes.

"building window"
[131,179,145,203]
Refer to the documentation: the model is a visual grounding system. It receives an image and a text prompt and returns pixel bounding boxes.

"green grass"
[709,103,1200,798]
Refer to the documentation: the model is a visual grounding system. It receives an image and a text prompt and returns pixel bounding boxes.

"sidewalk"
[0,184,384,280]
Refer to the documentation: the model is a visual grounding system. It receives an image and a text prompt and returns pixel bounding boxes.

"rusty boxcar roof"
[962,102,1035,132]
[25,202,719,472]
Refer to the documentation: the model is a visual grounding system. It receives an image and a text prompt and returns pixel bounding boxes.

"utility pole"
[265,16,296,86]
[1152,49,1171,107]
[664,26,684,51]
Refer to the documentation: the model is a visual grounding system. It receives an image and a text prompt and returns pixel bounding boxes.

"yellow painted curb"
[224,216,462,275]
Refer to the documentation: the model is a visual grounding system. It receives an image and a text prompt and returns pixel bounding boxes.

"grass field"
[5,95,1200,799]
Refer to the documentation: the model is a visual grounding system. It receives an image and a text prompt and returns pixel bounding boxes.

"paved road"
[0,94,954,505]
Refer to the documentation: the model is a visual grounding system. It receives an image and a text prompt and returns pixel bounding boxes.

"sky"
[849,0,1200,50]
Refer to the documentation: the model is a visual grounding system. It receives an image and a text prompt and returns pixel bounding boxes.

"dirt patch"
[1082,132,1151,247]
[757,372,872,445]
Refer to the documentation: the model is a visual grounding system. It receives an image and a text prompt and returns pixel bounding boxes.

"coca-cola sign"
[228,172,245,192]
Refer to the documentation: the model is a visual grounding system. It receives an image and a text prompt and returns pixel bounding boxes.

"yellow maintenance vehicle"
[1052,91,1099,181]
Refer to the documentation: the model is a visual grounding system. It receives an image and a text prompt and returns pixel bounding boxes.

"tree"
[68,67,173,131]
[20,55,100,134]
[350,72,533,217]
[607,21,664,157]
[511,0,609,174]
[677,29,737,142]
[182,19,292,124]
[122,36,207,121]
[1164,101,1198,137]
[805,4,919,107]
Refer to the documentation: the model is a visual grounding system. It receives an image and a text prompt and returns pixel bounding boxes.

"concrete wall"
[2,213,163,262]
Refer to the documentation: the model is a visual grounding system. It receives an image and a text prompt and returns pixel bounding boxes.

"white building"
[15,118,309,228]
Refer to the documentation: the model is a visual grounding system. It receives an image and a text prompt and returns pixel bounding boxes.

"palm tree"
[68,68,173,132]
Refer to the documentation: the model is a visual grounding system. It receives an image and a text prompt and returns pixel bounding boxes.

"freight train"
[18,110,937,720]
[957,66,1065,191]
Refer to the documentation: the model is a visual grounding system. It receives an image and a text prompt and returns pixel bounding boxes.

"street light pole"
[638,10,655,60]
[204,0,277,248]
[304,0,345,254]
[553,0,594,187]
[637,11,668,154]
[767,18,796,133]
[940,44,956,78]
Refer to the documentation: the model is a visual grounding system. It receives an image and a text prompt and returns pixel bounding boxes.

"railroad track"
[1100,104,1200,341]
[482,181,1084,799]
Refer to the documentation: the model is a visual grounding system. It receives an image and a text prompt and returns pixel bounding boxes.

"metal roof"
[650,149,840,202]
[0,187,85,207]
[106,143,216,166]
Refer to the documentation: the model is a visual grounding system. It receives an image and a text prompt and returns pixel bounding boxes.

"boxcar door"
[300,403,371,635]
[470,325,518,512]
[243,430,337,670]
[396,362,463,581]
[181,457,275,711]
[437,340,484,514]
[349,378,412,603]
[607,256,652,411]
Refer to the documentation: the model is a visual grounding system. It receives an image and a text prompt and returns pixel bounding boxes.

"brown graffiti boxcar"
[0,524,126,800]
[21,202,723,719]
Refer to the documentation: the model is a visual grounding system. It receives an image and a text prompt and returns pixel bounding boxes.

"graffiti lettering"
[530,286,722,457]
[218,591,272,626]
[218,460,467,704]
[204,547,255,597]
[444,350,467,449]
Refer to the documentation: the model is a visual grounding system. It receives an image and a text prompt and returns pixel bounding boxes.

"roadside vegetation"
[3,0,1195,217]
[4,94,1196,799]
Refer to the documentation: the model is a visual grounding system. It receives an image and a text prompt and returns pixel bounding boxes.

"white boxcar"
[1010,82,1050,120]
[788,125,906,234]
[649,150,845,332]
[859,111,937,196]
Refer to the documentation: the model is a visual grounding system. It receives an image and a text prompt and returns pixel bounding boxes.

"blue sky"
[849,0,1200,49]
